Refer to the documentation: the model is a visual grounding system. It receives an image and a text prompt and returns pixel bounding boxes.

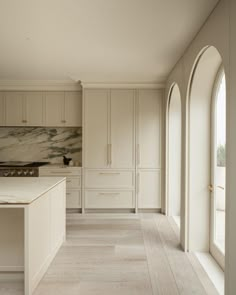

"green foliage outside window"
[217,144,226,167]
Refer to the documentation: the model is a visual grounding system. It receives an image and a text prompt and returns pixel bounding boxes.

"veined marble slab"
[0,177,65,204]
[0,127,82,164]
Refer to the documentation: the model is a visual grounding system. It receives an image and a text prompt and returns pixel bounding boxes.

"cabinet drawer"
[66,190,81,209]
[66,177,81,188]
[85,170,134,188]
[39,167,81,176]
[85,190,134,209]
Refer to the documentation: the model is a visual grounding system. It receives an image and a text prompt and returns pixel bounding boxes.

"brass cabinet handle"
[137,144,140,166]
[22,120,27,123]
[107,144,109,166]
[99,192,120,196]
[137,173,140,194]
[217,186,225,190]
[99,172,120,175]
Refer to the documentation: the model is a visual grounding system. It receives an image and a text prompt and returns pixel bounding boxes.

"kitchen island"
[0,177,66,295]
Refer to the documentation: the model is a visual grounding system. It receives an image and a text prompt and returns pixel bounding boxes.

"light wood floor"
[1,213,219,295]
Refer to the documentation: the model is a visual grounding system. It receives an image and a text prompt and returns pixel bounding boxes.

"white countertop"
[0,177,65,204]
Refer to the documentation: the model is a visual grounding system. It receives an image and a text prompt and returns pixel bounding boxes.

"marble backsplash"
[0,127,82,164]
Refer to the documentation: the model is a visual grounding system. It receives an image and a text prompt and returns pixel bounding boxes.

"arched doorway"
[166,84,182,228]
[186,46,226,269]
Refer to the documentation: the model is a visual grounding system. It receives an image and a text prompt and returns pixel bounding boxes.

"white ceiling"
[0,0,219,83]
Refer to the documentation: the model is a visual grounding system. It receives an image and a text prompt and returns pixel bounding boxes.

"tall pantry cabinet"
[136,89,162,209]
[82,88,162,213]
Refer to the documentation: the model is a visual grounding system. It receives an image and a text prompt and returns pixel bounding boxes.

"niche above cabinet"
[0,91,82,127]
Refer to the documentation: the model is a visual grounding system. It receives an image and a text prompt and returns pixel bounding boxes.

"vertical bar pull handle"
[107,144,109,166]
[137,144,140,166]
[137,173,140,194]
[110,144,112,166]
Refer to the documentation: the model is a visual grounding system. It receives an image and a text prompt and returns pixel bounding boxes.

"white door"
[5,92,25,126]
[138,170,161,208]
[45,92,64,126]
[84,89,109,168]
[25,92,44,126]
[137,89,162,168]
[210,72,226,269]
[65,92,82,127]
[110,89,135,169]
[0,93,5,126]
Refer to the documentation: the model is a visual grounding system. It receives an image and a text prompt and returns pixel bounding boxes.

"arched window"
[211,70,226,257]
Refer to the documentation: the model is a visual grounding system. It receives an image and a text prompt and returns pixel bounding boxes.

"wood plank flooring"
[0,213,219,295]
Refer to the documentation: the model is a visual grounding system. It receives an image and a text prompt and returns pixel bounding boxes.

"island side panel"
[0,207,24,272]
[24,180,66,295]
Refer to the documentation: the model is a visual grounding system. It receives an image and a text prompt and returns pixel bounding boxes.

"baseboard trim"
[84,209,135,214]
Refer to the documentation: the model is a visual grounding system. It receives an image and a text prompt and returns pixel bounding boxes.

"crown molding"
[0,80,82,91]
[81,82,166,89]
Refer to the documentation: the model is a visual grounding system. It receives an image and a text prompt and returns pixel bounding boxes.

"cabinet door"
[84,89,109,168]
[25,92,44,126]
[110,89,135,168]
[5,92,25,126]
[45,92,64,126]
[137,90,162,168]
[138,170,161,209]
[0,93,5,126]
[65,92,82,127]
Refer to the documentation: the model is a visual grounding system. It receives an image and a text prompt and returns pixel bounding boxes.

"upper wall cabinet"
[25,92,44,126]
[5,92,26,126]
[45,92,64,127]
[45,91,82,127]
[136,89,162,169]
[0,91,82,127]
[65,92,82,127]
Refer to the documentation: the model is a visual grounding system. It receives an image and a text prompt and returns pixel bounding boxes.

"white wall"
[225,0,236,293]
[164,0,229,250]
[164,0,236,293]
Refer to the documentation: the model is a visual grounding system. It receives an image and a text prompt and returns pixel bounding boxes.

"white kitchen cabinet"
[84,169,134,189]
[45,91,82,127]
[83,88,162,212]
[83,88,135,210]
[136,89,163,210]
[5,92,25,126]
[45,92,64,126]
[65,92,82,126]
[84,89,135,169]
[0,93,5,126]
[85,190,134,209]
[110,90,135,169]
[2,91,81,127]
[84,89,109,168]
[5,92,44,126]
[137,170,161,209]
[25,92,44,126]
[136,89,162,169]
[39,166,82,210]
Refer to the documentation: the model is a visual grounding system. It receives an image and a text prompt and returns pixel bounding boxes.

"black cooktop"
[0,161,49,167]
